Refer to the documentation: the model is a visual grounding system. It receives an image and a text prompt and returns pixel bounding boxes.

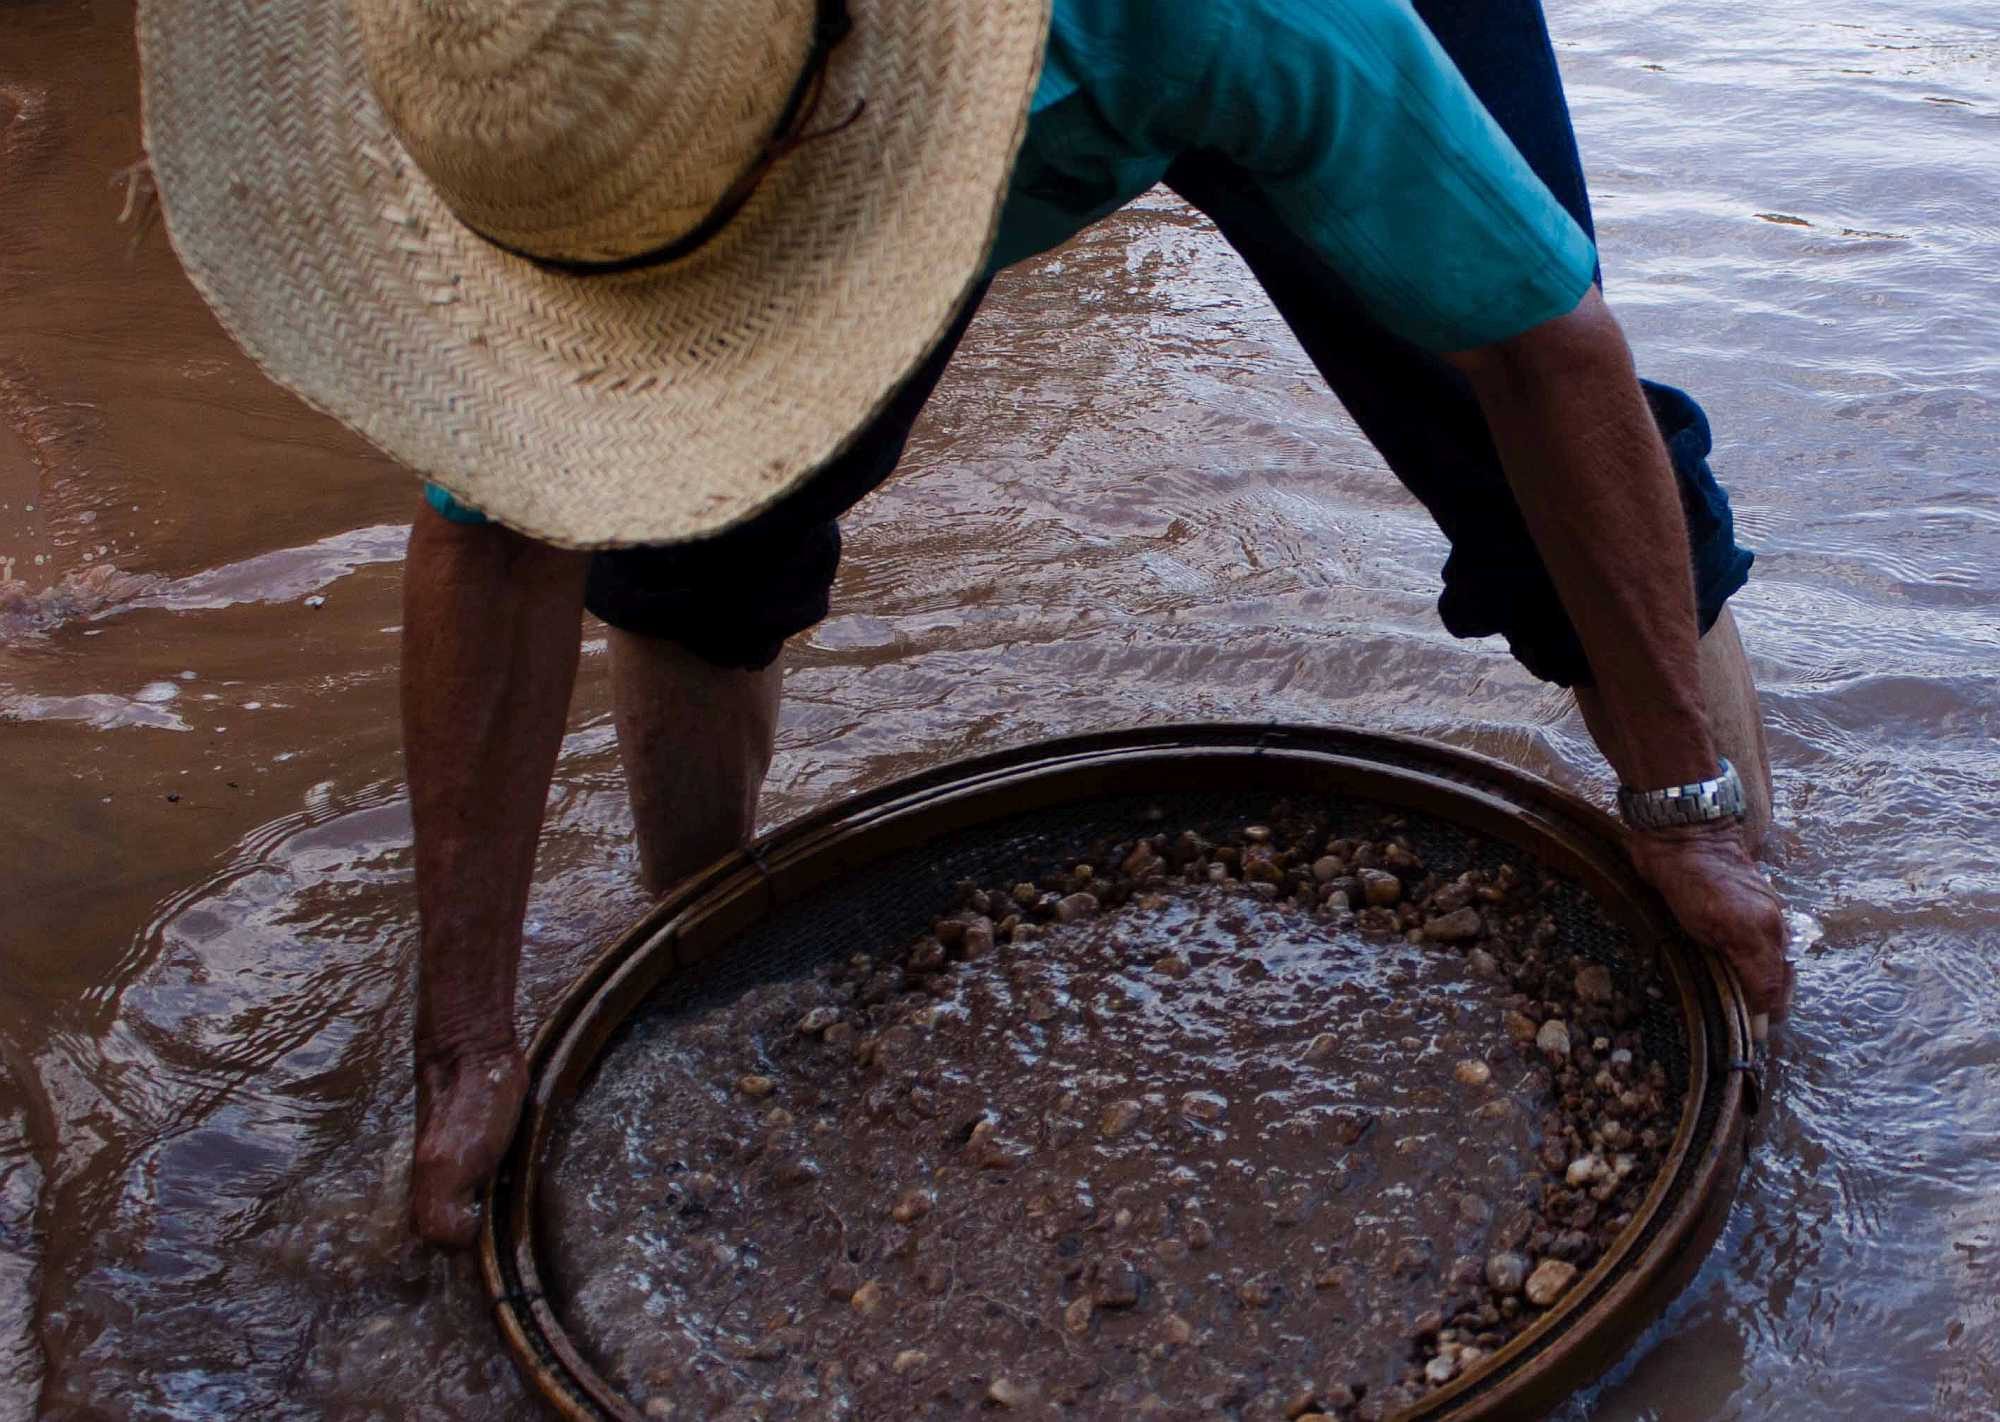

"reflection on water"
[1,0,1996,1416]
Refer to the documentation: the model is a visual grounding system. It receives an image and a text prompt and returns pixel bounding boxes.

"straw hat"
[137,0,1049,547]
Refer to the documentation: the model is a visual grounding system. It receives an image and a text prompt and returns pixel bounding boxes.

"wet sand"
[3,0,1998,1418]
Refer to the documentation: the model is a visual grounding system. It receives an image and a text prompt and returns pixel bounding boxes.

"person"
[138,0,1791,1249]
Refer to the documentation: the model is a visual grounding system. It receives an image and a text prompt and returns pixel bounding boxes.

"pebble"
[1535,1019,1572,1060]
[1574,963,1615,1004]
[745,1327,796,1360]
[1392,1240,1440,1288]
[1312,855,1342,882]
[961,918,996,958]
[1358,869,1403,907]
[1453,1059,1492,1087]
[1484,1251,1529,1295]
[891,1188,933,1223]
[1237,1272,1279,1308]
[1153,952,1191,979]
[1180,1090,1227,1123]
[1467,947,1500,979]
[850,1280,885,1315]
[1122,844,1162,877]
[1425,1354,1458,1385]
[1523,1259,1579,1310]
[986,1377,1035,1408]
[1064,1296,1094,1335]
[1501,1010,1539,1044]
[1456,1193,1491,1225]
[1301,1032,1339,1062]
[771,1156,819,1187]
[1565,1154,1609,1188]
[1161,1313,1194,1346]
[891,1349,927,1374]
[1093,1257,1142,1308]
[737,1074,776,1098]
[796,1007,840,1034]
[1424,907,1483,942]
[1100,1099,1143,1137]
[1055,891,1100,923]
[1185,1216,1214,1251]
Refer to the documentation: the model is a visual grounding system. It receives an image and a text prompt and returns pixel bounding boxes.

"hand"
[1625,820,1792,1022]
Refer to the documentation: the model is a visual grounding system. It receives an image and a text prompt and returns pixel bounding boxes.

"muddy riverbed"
[2,0,1997,1418]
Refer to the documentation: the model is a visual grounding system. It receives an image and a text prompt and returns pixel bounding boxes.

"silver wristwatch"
[1616,758,1746,831]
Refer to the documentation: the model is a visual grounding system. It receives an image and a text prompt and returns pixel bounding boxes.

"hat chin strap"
[462,0,861,277]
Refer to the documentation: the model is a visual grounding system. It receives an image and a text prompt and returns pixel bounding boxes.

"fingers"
[1725,885,1790,1019]
[1624,824,1795,1024]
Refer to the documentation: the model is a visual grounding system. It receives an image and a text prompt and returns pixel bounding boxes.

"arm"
[401,503,589,1246]
[1446,288,1790,1019]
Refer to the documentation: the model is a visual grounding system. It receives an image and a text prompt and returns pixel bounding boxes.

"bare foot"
[410,1045,529,1249]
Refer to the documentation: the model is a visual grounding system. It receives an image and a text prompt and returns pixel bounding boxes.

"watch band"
[1616,758,1746,831]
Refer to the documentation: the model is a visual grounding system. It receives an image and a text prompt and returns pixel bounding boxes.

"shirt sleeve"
[423,482,493,525]
[1183,0,1598,351]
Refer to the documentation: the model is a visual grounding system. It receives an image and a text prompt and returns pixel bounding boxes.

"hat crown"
[353,0,815,263]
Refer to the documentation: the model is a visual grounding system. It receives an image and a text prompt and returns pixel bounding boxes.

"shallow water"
[1,0,1996,1417]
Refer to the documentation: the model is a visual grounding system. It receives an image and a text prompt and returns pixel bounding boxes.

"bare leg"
[609,630,782,896]
[402,507,588,1247]
[1577,605,1773,852]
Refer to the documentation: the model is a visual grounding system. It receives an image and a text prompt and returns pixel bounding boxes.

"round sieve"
[480,723,1756,1420]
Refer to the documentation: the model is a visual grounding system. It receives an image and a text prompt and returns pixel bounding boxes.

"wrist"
[1617,757,1744,832]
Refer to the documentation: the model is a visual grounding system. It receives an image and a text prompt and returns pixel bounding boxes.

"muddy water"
[0,0,1995,1417]
[551,888,1550,1417]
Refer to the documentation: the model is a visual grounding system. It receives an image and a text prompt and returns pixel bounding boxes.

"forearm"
[1450,289,1717,789]
[401,506,589,1060]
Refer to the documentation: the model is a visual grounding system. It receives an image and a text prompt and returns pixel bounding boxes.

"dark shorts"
[584,0,1753,686]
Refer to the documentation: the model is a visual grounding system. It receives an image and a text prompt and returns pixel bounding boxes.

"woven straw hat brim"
[137,0,1049,548]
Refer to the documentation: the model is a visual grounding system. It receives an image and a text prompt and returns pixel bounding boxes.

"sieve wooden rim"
[480,723,1755,1421]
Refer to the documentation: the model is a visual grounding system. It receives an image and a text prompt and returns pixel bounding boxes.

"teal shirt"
[427,0,1596,525]
[986,0,1597,351]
